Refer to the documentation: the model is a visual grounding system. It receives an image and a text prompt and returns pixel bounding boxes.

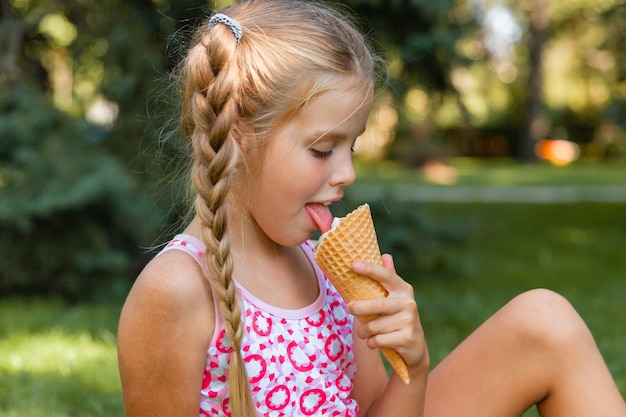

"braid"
[176,1,379,415]
[186,23,256,417]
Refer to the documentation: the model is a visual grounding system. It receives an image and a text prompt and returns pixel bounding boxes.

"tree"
[519,0,549,161]
[0,0,177,298]
[346,0,626,163]
[1,0,625,298]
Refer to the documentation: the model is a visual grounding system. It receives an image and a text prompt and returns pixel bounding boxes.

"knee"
[502,288,594,350]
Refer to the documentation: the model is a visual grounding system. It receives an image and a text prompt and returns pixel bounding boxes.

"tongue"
[306,204,334,233]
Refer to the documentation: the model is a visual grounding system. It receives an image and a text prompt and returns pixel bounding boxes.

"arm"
[349,320,388,416]
[117,250,215,417]
[349,254,430,417]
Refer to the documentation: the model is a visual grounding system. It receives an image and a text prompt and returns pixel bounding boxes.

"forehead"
[246,76,373,154]
[293,88,372,140]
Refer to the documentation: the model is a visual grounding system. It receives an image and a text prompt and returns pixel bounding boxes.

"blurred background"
[1,0,625,415]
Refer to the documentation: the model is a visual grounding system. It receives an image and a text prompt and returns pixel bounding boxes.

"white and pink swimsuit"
[160,235,358,417]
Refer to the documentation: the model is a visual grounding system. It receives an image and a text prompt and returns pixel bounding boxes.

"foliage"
[1,0,625,299]
[0,84,160,299]
[333,194,471,280]
[345,0,469,88]
[346,0,626,162]
[0,0,189,299]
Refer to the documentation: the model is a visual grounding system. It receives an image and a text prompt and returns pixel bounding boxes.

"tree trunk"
[0,0,53,88]
[0,0,24,86]
[519,0,550,162]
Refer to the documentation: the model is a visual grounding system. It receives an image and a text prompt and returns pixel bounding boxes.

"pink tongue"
[306,204,333,233]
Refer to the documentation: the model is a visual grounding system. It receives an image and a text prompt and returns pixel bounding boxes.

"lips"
[305,203,334,233]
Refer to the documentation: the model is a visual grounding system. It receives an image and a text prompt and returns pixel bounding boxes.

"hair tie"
[208,13,242,44]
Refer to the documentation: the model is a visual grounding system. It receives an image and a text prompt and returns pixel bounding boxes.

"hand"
[347,254,429,372]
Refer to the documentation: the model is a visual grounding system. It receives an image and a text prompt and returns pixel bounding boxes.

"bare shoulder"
[122,251,210,321]
[119,249,215,344]
[118,250,215,417]
[132,250,210,305]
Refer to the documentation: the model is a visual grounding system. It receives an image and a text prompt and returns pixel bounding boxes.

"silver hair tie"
[208,13,242,44]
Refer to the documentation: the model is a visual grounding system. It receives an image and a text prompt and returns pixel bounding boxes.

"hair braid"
[175,1,380,415]
[185,22,256,417]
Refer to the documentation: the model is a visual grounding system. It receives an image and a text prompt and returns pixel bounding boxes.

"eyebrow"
[308,126,367,143]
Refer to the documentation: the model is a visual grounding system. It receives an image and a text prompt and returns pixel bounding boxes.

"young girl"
[117,1,626,416]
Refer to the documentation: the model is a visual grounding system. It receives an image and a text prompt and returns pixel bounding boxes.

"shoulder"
[134,249,208,305]
[117,250,216,416]
[120,249,214,333]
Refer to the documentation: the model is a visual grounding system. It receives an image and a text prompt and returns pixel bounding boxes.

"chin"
[272,232,311,248]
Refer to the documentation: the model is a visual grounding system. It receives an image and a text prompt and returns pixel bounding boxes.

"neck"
[184,213,319,309]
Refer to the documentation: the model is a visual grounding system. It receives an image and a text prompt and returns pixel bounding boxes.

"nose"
[329,151,356,187]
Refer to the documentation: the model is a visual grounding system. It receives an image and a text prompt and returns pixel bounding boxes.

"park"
[1,0,625,416]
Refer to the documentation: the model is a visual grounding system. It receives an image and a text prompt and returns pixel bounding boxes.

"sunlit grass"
[0,298,123,417]
[355,157,626,186]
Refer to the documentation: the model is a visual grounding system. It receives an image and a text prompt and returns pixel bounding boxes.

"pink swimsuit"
[160,235,358,416]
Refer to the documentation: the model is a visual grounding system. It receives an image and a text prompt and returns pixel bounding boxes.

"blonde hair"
[176,1,380,415]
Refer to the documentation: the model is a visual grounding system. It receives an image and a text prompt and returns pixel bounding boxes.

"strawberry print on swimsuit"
[158,236,358,416]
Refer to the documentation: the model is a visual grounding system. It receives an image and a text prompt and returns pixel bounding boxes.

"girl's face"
[239,84,372,248]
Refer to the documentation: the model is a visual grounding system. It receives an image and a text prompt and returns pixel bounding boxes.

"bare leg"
[424,289,626,417]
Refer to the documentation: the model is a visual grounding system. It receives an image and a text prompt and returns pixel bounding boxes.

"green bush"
[0,85,160,299]
[337,195,470,280]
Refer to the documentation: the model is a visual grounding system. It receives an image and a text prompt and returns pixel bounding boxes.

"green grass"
[355,157,626,186]
[0,298,124,416]
[415,202,626,416]
[1,173,625,416]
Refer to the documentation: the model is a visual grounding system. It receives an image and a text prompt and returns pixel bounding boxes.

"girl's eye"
[312,149,333,159]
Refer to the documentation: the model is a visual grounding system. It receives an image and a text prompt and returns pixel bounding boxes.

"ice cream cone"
[314,204,410,385]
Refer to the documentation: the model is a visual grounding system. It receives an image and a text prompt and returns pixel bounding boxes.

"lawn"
[355,158,626,186]
[1,166,625,416]
[0,298,124,416]
[416,202,626,417]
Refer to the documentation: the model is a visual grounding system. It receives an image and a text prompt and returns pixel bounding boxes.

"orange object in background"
[535,139,581,166]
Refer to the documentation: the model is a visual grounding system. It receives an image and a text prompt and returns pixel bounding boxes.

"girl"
[117,1,626,416]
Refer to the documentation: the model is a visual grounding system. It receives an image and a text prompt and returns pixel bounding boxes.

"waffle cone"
[314,204,410,385]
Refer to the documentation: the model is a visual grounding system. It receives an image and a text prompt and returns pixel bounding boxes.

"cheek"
[247,171,289,216]
[263,162,309,194]
[250,147,320,209]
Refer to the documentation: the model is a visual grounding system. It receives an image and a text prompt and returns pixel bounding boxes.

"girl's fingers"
[350,300,427,369]
[348,253,416,322]
[347,255,427,368]
[351,254,413,296]
[349,297,418,338]
[381,253,396,272]
[347,293,415,318]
